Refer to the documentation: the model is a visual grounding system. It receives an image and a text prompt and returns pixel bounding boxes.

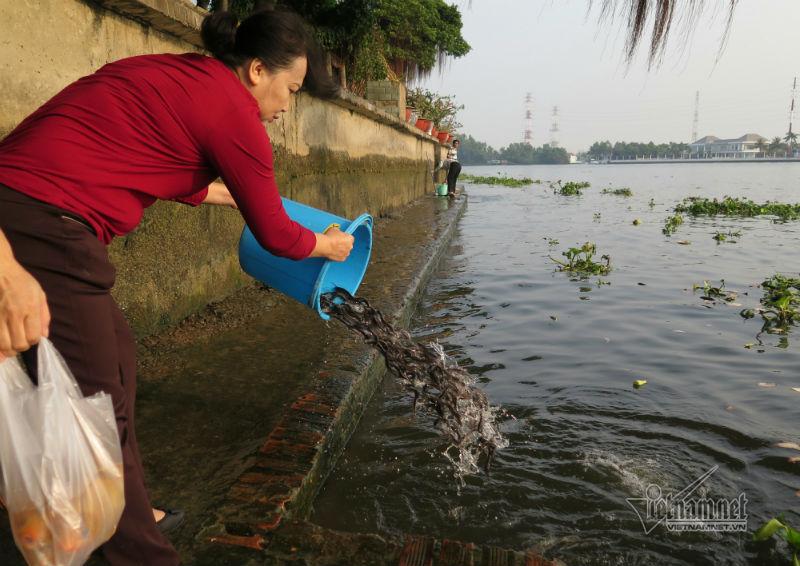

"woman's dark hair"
[201,9,339,99]
[453,139,460,144]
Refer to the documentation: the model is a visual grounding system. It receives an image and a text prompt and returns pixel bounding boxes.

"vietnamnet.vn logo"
[626,465,748,534]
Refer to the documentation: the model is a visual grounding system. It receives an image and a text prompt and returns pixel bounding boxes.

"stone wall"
[0,0,440,336]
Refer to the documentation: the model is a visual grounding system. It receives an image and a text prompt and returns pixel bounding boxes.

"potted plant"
[415,118,432,133]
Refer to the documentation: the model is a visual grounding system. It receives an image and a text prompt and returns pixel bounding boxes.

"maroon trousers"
[0,185,180,565]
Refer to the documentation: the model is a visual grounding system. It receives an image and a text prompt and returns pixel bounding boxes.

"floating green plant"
[552,181,590,196]
[648,198,656,208]
[550,242,611,276]
[692,279,737,303]
[675,196,800,222]
[753,517,800,566]
[461,174,534,187]
[662,213,684,236]
[601,187,633,196]
[741,274,800,336]
[712,230,742,243]
[593,212,602,221]
[544,237,559,246]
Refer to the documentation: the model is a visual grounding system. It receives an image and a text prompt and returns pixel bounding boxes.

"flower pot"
[415,118,432,134]
[405,107,413,122]
[437,131,449,143]
[430,127,438,138]
[446,134,454,143]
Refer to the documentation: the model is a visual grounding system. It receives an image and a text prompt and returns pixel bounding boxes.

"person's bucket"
[238,198,373,320]
[436,183,449,196]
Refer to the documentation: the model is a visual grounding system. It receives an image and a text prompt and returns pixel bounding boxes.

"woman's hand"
[202,181,238,209]
[310,228,354,262]
[0,230,50,361]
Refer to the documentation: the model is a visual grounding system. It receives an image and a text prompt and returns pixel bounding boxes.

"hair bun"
[201,11,238,62]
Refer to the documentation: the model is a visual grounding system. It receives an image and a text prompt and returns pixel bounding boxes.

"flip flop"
[155,508,185,534]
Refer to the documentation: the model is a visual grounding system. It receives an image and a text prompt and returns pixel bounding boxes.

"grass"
[461,174,535,187]
[601,187,633,197]
[552,181,591,196]
[550,242,611,276]
[675,196,800,222]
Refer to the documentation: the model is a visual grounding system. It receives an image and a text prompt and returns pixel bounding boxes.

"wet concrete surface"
[0,193,476,565]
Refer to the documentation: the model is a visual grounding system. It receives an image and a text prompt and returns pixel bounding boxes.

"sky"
[418,0,800,153]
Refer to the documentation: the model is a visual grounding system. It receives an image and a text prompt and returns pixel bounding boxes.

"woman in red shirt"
[0,9,352,565]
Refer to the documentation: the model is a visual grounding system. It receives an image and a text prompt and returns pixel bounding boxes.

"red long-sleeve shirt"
[0,53,316,260]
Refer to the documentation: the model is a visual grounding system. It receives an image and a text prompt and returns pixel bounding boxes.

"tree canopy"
[458,136,570,165]
[215,0,470,93]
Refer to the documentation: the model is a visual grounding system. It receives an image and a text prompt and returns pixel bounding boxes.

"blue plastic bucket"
[238,198,373,320]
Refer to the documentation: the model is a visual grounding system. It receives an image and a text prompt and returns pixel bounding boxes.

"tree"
[784,131,797,156]
[597,1,738,68]
[458,135,499,165]
[376,0,470,81]
[587,139,689,160]
[498,142,569,165]
[769,136,785,155]
[213,1,471,93]
[755,138,767,158]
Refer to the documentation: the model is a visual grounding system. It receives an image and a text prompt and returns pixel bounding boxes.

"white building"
[689,133,766,158]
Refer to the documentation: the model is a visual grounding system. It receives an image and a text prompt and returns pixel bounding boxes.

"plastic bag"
[0,338,125,566]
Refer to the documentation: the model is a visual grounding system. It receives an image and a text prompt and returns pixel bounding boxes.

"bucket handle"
[323,223,341,234]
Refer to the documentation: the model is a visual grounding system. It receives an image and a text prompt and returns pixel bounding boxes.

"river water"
[312,163,800,565]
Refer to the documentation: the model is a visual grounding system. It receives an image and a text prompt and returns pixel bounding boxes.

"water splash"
[321,289,509,479]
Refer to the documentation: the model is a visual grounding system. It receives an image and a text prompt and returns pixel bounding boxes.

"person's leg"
[447,161,462,194]
[1,188,180,566]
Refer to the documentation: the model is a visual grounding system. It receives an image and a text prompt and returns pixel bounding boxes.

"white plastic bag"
[0,338,125,566]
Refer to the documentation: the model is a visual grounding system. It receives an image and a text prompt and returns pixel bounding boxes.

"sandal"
[155,508,185,534]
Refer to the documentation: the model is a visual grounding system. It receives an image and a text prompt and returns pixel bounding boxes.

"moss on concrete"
[110,146,434,338]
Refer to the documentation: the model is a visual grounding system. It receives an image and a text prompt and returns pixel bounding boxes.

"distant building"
[689,133,766,159]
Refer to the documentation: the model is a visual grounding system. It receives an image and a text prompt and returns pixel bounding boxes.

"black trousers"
[447,161,462,194]
[0,185,180,565]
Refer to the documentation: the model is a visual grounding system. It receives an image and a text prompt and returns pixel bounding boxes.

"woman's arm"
[0,229,50,360]
[202,108,352,262]
[201,181,353,261]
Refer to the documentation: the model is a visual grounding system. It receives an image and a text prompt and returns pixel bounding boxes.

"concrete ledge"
[90,0,207,46]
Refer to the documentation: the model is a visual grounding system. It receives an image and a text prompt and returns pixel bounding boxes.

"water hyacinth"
[675,196,800,222]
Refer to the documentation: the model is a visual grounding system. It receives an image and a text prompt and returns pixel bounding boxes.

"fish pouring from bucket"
[321,289,509,479]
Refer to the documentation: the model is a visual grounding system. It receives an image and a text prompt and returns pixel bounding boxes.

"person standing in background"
[445,139,461,196]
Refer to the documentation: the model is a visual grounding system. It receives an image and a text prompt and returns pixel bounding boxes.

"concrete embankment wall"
[0,0,440,336]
